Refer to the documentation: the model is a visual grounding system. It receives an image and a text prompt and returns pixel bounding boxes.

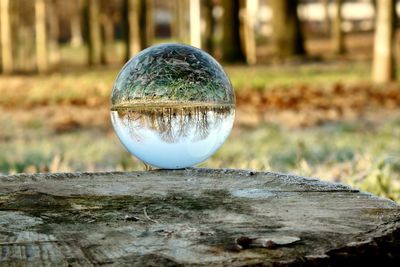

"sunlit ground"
[1,60,399,202]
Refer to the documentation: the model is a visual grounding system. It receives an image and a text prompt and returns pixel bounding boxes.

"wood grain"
[0,169,399,266]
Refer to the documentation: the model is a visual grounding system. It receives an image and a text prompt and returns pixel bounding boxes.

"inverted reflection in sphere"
[110,43,235,169]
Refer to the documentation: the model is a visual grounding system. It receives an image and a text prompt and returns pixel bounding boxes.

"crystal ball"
[110,43,235,169]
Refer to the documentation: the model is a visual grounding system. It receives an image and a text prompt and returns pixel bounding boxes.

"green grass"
[1,59,399,202]
[1,111,399,202]
[225,62,372,90]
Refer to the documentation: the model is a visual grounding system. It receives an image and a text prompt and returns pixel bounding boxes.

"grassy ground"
[0,62,399,202]
[1,107,399,201]
[0,61,373,108]
[225,62,372,90]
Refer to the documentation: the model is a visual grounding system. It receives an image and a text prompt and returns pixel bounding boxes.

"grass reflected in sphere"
[110,43,235,169]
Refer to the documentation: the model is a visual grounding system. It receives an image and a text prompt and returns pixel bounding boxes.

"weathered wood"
[0,169,399,266]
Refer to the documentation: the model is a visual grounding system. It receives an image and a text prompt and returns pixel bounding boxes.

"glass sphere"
[110,43,235,169]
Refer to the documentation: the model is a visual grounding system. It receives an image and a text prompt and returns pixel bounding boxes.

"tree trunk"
[19,26,36,72]
[100,13,114,64]
[126,0,141,58]
[271,0,305,58]
[70,0,83,47]
[48,0,60,68]
[201,0,214,54]
[0,0,13,74]
[221,0,245,62]
[35,0,48,73]
[124,0,146,60]
[170,0,178,38]
[241,0,258,65]
[322,0,331,36]
[87,0,102,65]
[175,0,189,43]
[189,0,201,48]
[332,0,345,54]
[372,0,395,83]
[145,0,154,46]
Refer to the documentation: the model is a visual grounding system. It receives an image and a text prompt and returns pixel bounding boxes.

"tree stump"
[0,169,399,266]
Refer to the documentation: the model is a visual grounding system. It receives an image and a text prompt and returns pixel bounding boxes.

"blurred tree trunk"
[221,0,245,62]
[145,0,154,46]
[241,0,257,65]
[100,13,114,64]
[271,0,305,58]
[48,0,60,68]
[71,0,83,47]
[332,0,345,54]
[86,0,102,65]
[124,0,139,59]
[19,26,36,72]
[372,0,377,9]
[35,0,48,73]
[201,0,214,54]
[0,0,13,74]
[189,0,201,48]
[124,0,147,60]
[322,0,331,35]
[11,0,22,72]
[174,0,189,43]
[170,1,177,38]
[372,0,395,82]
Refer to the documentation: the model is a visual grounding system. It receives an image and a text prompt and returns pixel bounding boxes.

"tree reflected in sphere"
[111,43,235,169]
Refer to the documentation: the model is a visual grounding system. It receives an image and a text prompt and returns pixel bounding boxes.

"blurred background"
[0,0,399,201]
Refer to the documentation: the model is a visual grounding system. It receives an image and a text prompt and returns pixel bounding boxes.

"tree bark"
[372,0,395,83]
[175,0,189,43]
[0,0,13,74]
[124,0,147,61]
[70,0,83,47]
[35,0,48,73]
[100,13,114,64]
[48,0,60,68]
[125,0,141,58]
[271,0,305,58]
[170,0,178,38]
[221,0,245,62]
[332,0,345,54]
[322,0,331,36]
[87,0,102,65]
[19,26,36,72]
[241,0,258,65]
[201,0,214,54]
[189,0,201,48]
[145,0,154,46]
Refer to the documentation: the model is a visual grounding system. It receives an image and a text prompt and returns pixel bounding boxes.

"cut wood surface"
[0,169,399,266]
